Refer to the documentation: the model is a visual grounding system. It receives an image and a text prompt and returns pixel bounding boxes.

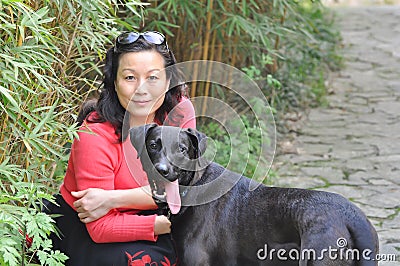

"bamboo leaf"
[31,100,58,136]
[0,84,19,109]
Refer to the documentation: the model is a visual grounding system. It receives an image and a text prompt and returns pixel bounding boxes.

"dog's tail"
[345,205,379,266]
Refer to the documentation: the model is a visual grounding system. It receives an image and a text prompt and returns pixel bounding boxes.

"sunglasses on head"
[114,31,169,52]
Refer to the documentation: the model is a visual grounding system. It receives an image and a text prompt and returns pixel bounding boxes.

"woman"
[46,31,196,265]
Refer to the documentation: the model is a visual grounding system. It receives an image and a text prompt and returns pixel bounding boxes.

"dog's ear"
[185,128,207,159]
[129,124,158,158]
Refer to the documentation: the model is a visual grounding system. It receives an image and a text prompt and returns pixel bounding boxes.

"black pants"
[43,194,177,266]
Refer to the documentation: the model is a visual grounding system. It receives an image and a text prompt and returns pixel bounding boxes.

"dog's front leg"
[180,243,211,266]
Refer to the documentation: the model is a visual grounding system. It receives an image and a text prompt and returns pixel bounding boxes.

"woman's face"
[115,50,169,126]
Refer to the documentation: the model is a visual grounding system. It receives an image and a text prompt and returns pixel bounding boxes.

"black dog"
[130,124,379,266]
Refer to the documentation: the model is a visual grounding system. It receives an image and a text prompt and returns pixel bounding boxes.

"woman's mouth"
[132,100,151,106]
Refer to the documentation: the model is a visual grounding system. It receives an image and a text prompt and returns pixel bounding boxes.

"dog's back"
[174,162,379,265]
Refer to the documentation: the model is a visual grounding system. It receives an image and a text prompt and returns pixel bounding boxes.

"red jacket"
[60,98,196,243]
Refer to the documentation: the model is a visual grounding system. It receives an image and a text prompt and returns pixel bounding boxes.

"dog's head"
[130,124,207,213]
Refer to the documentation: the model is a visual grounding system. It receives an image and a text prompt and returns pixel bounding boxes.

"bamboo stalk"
[271,6,287,74]
[225,35,238,97]
[17,20,23,47]
[0,114,9,160]
[61,12,82,87]
[201,29,217,116]
[9,6,14,24]
[190,52,201,99]
[190,20,204,99]
[199,0,214,115]
[219,0,227,62]
[202,0,213,61]
[215,0,227,96]
[175,25,182,61]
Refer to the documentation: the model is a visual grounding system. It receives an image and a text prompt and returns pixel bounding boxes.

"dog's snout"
[155,163,169,177]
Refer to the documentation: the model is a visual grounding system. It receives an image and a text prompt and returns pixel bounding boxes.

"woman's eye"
[148,75,158,81]
[126,75,136,81]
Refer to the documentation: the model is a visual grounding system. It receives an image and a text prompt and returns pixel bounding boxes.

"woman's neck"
[129,114,155,127]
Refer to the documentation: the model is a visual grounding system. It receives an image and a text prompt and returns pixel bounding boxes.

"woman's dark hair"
[77,36,188,142]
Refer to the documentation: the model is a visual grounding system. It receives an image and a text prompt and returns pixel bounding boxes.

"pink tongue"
[165,180,181,214]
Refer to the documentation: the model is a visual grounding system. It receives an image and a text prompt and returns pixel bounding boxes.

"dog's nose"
[155,163,169,177]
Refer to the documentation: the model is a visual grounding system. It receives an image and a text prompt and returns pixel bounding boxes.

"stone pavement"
[273,6,400,265]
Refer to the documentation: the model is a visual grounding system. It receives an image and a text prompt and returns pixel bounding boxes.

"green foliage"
[198,96,276,185]
[0,0,145,264]
[274,1,343,110]
[141,0,342,118]
[0,163,67,265]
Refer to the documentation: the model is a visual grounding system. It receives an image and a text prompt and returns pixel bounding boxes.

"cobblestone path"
[273,6,400,265]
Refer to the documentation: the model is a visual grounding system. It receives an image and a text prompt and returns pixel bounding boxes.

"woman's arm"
[67,124,163,243]
[73,188,171,237]
[72,186,157,223]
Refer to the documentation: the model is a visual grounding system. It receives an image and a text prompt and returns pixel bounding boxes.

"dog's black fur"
[130,125,379,266]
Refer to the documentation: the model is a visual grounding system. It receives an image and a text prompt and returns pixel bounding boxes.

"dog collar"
[180,189,188,197]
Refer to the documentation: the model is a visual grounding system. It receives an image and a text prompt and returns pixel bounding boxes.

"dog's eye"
[149,143,157,150]
[179,146,187,153]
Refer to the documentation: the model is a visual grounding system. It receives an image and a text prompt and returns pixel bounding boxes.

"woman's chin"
[128,112,155,125]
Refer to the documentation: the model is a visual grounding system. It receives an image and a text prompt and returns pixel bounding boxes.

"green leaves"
[1,1,146,265]
[0,176,67,265]
[275,1,342,110]
[0,85,19,109]
[0,244,20,266]
[36,249,68,266]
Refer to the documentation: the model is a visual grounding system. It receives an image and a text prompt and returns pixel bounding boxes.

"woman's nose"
[135,79,148,94]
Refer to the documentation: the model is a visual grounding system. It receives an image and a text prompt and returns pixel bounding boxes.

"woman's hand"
[154,215,171,235]
[72,186,158,224]
[72,188,113,223]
